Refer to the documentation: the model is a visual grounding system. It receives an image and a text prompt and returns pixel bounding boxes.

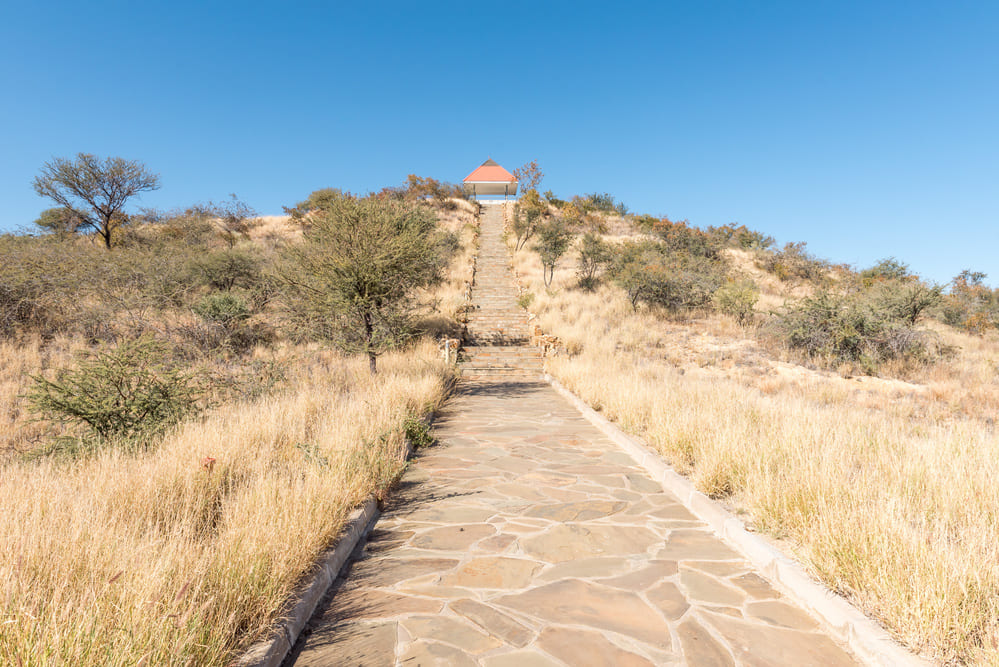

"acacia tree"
[513,188,547,250]
[512,160,544,192]
[533,218,574,287]
[281,195,453,373]
[33,153,160,249]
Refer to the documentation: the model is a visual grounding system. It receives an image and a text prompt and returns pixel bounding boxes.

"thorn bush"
[26,337,207,444]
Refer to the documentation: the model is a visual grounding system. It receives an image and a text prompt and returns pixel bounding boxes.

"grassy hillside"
[0,195,478,665]
[508,197,999,664]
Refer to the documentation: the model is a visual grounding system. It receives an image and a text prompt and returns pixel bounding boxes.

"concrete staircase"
[461,202,544,383]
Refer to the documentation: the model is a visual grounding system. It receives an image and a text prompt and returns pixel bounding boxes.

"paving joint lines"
[544,374,928,667]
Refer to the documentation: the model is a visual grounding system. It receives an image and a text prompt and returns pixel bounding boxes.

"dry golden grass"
[0,336,77,452]
[1,343,450,665]
[246,214,302,246]
[0,201,473,664]
[510,225,999,664]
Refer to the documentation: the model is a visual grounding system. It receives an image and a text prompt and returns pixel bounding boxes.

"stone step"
[462,347,542,359]
[461,347,543,374]
[458,203,544,385]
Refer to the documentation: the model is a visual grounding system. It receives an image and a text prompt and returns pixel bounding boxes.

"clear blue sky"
[1,1,996,285]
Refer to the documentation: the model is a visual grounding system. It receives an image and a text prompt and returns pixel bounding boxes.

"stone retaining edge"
[235,498,381,667]
[236,413,434,667]
[544,374,930,667]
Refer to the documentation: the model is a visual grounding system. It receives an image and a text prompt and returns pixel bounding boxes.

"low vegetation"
[2,346,449,665]
[0,160,478,664]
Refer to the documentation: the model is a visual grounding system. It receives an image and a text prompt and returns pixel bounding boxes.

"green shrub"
[279,195,453,373]
[516,292,535,310]
[758,241,829,283]
[187,248,262,291]
[26,337,207,443]
[859,257,913,286]
[939,270,999,334]
[33,207,85,235]
[653,217,721,259]
[186,293,270,354]
[631,214,659,232]
[192,293,251,328]
[404,415,434,449]
[576,232,611,290]
[769,285,939,371]
[533,219,575,287]
[713,279,759,324]
[571,192,625,215]
[706,223,775,250]
[869,280,941,325]
[283,188,348,226]
[513,189,546,250]
[610,239,728,313]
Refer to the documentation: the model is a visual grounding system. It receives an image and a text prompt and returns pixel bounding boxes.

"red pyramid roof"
[463,158,517,183]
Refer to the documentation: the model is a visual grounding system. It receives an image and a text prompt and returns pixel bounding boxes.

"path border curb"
[545,374,929,667]
[236,414,434,667]
[236,499,381,667]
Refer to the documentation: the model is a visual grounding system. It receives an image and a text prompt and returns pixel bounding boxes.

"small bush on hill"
[869,280,941,326]
[33,207,86,235]
[543,190,565,208]
[706,223,775,250]
[632,214,659,233]
[571,192,627,215]
[610,239,727,313]
[653,217,721,259]
[758,241,829,283]
[533,219,575,287]
[283,188,348,225]
[940,270,999,334]
[859,257,914,286]
[26,336,207,444]
[146,207,220,246]
[769,279,942,371]
[187,248,263,292]
[192,292,251,328]
[713,279,760,324]
[188,292,268,354]
[513,189,547,250]
[576,233,612,290]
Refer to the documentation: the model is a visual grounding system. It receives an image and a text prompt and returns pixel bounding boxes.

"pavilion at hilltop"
[463,158,518,199]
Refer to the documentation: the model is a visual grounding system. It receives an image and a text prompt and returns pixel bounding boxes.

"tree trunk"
[363,310,377,374]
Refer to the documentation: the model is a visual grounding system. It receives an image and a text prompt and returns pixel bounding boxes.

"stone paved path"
[288,203,859,666]
[459,202,543,382]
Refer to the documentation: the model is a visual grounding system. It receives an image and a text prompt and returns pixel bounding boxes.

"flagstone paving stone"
[289,203,859,665]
